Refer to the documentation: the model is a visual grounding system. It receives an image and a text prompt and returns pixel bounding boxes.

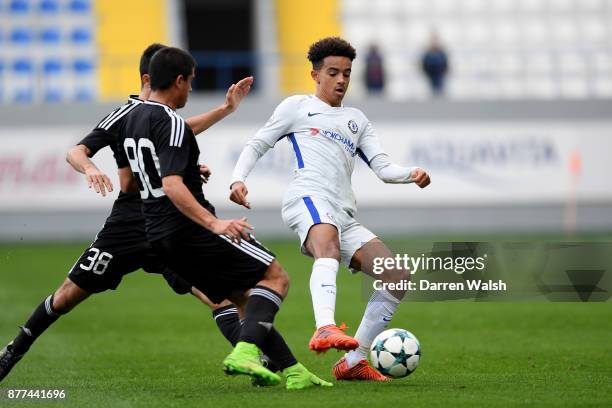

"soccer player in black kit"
[120,47,332,390]
[0,44,253,384]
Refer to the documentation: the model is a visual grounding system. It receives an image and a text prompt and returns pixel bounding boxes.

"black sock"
[238,286,282,347]
[212,305,241,346]
[11,294,65,355]
[212,304,292,372]
[260,327,297,371]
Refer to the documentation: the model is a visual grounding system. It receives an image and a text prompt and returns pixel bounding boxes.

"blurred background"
[0,0,611,241]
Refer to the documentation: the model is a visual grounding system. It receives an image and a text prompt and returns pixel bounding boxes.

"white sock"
[309,258,339,329]
[345,289,401,368]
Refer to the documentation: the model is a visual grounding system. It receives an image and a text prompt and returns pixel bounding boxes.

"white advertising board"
[0,121,610,212]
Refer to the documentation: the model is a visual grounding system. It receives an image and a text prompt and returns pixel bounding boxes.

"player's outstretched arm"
[162,175,253,242]
[66,144,114,196]
[368,154,431,188]
[185,76,253,135]
[227,95,299,206]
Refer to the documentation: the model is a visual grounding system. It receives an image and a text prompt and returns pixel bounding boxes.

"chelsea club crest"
[348,120,358,134]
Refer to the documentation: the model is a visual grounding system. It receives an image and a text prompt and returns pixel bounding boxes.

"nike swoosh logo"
[308,112,322,117]
[382,317,392,322]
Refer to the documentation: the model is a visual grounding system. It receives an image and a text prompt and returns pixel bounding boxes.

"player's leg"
[226,268,332,390]
[223,260,289,385]
[335,233,408,381]
[2,224,149,383]
[0,277,90,382]
[283,197,357,352]
[304,224,341,329]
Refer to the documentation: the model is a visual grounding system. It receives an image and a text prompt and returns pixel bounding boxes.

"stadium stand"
[0,0,97,102]
[341,0,612,100]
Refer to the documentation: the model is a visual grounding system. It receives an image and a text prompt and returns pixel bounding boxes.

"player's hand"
[211,217,253,243]
[410,168,431,188]
[223,76,253,113]
[199,163,212,183]
[229,181,251,209]
[85,167,113,196]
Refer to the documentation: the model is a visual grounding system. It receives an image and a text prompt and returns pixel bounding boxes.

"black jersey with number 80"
[118,100,210,241]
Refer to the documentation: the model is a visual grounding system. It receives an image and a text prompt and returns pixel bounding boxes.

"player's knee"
[265,261,290,297]
[312,241,340,260]
[383,267,410,284]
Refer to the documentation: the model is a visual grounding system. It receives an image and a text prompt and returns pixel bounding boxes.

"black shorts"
[151,223,275,304]
[68,221,191,294]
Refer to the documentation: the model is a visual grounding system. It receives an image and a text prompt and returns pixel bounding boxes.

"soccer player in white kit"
[229,37,431,381]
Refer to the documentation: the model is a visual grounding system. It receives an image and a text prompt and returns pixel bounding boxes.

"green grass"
[0,240,611,407]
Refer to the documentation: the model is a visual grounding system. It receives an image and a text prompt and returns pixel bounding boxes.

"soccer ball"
[370,328,421,378]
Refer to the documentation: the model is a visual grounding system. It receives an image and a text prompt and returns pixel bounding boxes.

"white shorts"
[281,195,377,267]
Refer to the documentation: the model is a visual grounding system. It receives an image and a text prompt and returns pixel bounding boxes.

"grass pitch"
[0,239,611,407]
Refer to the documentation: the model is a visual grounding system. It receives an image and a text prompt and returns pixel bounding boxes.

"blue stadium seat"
[10,27,34,45]
[74,59,95,101]
[44,89,63,102]
[9,0,30,14]
[68,0,91,14]
[13,58,33,74]
[71,27,92,45]
[14,89,34,102]
[40,27,61,45]
[43,59,62,75]
[39,0,60,14]
[73,58,93,74]
[75,89,93,101]
[42,59,65,102]
[12,59,35,103]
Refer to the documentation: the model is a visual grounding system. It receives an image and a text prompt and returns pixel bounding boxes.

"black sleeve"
[77,129,115,157]
[154,115,191,178]
[113,120,129,168]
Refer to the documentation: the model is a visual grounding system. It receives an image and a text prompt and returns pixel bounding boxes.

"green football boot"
[283,362,334,390]
[223,342,281,386]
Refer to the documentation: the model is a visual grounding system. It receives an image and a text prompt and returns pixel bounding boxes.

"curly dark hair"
[307,37,356,70]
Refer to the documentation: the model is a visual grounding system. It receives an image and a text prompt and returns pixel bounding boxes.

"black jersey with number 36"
[118,100,211,241]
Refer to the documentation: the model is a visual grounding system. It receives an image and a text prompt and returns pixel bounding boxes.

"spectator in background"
[364,44,385,94]
[421,32,449,96]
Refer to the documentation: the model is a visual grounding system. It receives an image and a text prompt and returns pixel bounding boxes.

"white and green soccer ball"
[370,328,421,378]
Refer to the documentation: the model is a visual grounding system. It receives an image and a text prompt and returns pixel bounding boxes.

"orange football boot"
[308,323,359,353]
[332,357,389,381]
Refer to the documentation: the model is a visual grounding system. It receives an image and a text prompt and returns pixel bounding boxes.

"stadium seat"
[39,0,60,14]
[73,58,95,101]
[10,27,34,45]
[400,0,428,16]
[432,0,455,14]
[43,58,62,75]
[68,0,91,14]
[70,27,92,45]
[9,0,30,14]
[593,76,612,97]
[560,76,589,98]
[40,27,61,45]
[11,58,35,103]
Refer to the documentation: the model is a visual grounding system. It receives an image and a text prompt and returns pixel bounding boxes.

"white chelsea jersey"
[232,95,411,215]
